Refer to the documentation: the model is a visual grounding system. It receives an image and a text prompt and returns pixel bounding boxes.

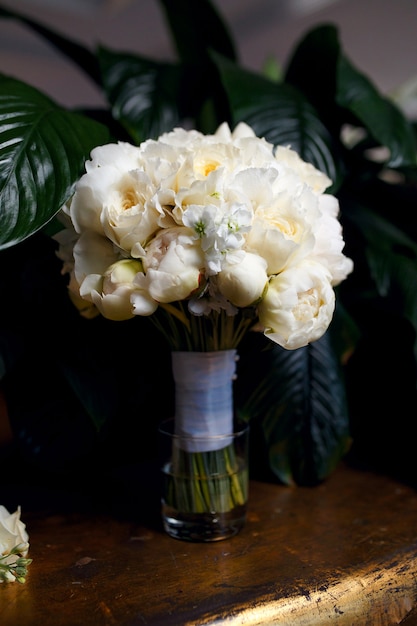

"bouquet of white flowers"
[53,121,352,540]
[55,122,352,353]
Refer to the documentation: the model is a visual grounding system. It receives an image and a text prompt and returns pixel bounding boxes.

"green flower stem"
[151,303,257,352]
[0,543,32,584]
[225,446,247,507]
[167,444,248,515]
[159,302,191,333]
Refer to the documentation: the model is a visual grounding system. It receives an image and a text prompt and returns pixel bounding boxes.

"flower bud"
[217,253,268,307]
[102,259,142,294]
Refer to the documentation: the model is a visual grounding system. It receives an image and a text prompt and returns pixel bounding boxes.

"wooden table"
[1,463,417,626]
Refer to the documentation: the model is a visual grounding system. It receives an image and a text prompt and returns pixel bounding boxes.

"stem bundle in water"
[165,442,248,515]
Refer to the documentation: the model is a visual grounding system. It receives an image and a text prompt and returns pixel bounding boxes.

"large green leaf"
[98,48,184,144]
[157,0,237,64]
[156,0,237,133]
[240,332,350,486]
[0,75,109,249]
[284,23,339,123]
[336,55,417,169]
[212,52,343,189]
[284,23,417,170]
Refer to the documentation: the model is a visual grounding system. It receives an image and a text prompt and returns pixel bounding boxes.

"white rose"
[68,142,143,234]
[101,171,164,257]
[217,252,268,307]
[0,506,28,557]
[71,169,162,257]
[258,260,336,350]
[246,183,318,274]
[142,226,205,303]
[68,142,165,257]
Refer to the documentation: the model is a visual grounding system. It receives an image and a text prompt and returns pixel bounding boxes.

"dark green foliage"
[0,76,109,248]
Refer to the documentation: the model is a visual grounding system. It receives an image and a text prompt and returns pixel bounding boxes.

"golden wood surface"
[1,464,417,625]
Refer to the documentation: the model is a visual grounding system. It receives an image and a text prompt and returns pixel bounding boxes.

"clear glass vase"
[159,350,249,542]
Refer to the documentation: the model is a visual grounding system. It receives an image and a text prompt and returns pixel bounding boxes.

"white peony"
[258,260,336,350]
[68,231,142,320]
[141,226,205,303]
[82,259,142,321]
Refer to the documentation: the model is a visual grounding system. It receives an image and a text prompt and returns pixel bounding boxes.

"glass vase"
[159,350,249,542]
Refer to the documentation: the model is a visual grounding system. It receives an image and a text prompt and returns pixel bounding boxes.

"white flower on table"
[0,506,31,584]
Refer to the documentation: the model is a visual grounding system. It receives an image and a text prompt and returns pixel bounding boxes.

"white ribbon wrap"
[172,350,238,452]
